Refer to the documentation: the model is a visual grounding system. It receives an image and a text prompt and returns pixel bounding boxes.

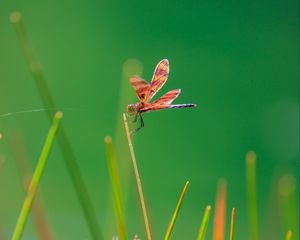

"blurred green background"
[0,0,299,239]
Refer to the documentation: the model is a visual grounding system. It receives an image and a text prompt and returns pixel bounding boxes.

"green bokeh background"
[0,0,299,239]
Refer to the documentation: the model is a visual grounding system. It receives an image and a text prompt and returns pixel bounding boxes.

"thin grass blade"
[105,59,143,236]
[164,181,189,240]
[104,136,127,240]
[9,132,53,240]
[197,205,211,240]
[11,112,62,240]
[278,174,298,238]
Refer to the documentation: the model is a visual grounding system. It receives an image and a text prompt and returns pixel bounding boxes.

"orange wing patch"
[152,89,181,105]
[129,76,150,102]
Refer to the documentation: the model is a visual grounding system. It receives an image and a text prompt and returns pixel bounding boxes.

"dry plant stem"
[285,230,292,240]
[246,151,259,240]
[104,136,127,240]
[213,179,227,240]
[197,205,211,240]
[164,181,189,240]
[123,113,152,240]
[10,133,53,240]
[10,11,102,240]
[229,208,236,240]
[11,112,62,240]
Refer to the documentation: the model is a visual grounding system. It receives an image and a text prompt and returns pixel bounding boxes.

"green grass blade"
[197,205,211,240]
[11,112,62,240]
[278,174,298,238]
[285,230,292,240]
[105,59,143,236]
[104,136,127,240]
[229,208,236,240]
[164,181,189,240]
[10,11,103,240]
[246,151,259,240]
[9,132,53,240]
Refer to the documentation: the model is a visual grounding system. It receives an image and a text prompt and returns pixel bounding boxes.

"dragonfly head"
[127,104,136,115]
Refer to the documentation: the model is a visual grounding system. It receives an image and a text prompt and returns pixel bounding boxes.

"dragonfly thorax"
[127,104,137,114]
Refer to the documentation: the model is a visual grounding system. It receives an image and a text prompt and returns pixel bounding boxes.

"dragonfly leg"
[130,112,144,134]
[140,113,144,129]
[133,112,138,123]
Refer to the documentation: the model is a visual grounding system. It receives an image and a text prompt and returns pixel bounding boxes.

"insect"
[127,59,196,133]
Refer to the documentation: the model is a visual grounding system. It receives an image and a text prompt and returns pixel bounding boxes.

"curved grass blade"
[104,136,127,240]
[123,113,152,240]
[10,11,102,240]
[164,181,189,240]
[11,112,62,240]
[197,205,211,240]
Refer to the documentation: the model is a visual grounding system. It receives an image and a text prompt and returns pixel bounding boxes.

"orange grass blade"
[213,179,227,240]
[164,181,189,240]
[246,151,259,240]
[229,208,236,240]
[123,113,152,240]
[197,205,212,240]
[104,136,127,240]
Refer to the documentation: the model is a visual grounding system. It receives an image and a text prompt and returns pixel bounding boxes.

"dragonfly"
[127,59,196,133]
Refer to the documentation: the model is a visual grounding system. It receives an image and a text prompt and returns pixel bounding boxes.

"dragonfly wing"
[152,89,181,105]
[146,59,169,102]
[130,76,150,102]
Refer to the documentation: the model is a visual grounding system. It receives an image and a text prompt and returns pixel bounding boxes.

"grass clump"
[10,11,103,240]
